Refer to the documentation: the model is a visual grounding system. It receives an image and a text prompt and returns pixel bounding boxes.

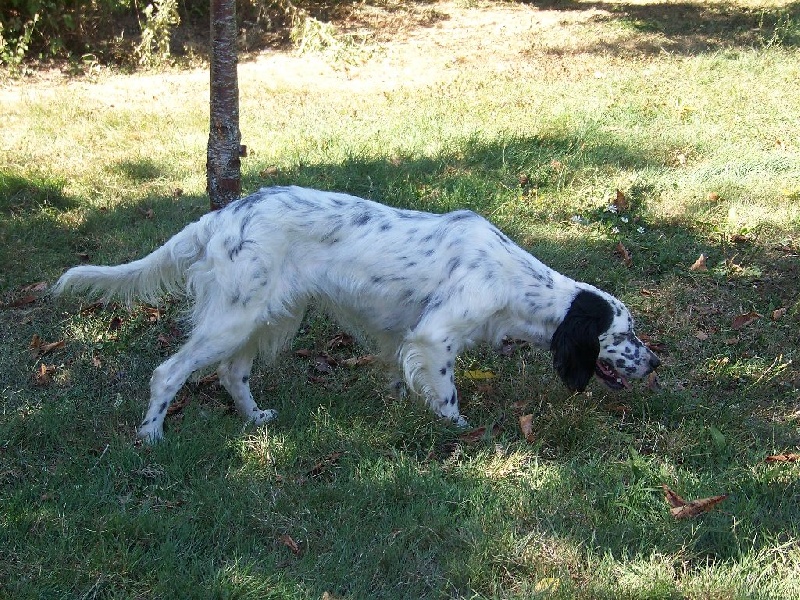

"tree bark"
[207,0,242,211]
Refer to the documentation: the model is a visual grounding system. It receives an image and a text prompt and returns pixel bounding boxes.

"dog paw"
[452,415,469,428]
[252,409,278,425]
[137,424,164,443]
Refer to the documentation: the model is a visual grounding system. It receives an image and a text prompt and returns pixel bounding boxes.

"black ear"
[550,290,613,392]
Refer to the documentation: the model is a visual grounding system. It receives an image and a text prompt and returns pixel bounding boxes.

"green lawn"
[2,1,800,598]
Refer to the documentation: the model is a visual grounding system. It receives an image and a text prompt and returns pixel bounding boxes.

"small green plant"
[135,0,180,67]
[0,13,39,72]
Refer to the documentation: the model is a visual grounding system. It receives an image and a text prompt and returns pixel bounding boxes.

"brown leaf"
[166,394,191,416]
[314,353,337,373]
[695,331,709,341]
[640,288,654,296]
[279,534,301,555]
[662,484,687,508]
[33,363,56,385]
[341,354,376,368]
[662,484,728,518]
[91,356,102,368]
[724,337,739,345]
[615,242,633,267]
[108,316,123,331]
[19,281,48,293]
[157,334,173,347]
[765,453,800,463]
[613,189,628,212]
[646,371,661,392]
[771,307,787,321]
[307,451,344,478]
[459,426,489,444]
[519,414,535,443]
[29,335,65,357]
[730,233,751,243]
[172,188,184,198]
[7,294,37,308]
[689,254,708,272]
[731,311,761,330]
[139,207,154,219]
[294,348,313,358]
[143,306,162,322]
[197,373,219,386]
[326,332,354,349]
[670,494,728,519]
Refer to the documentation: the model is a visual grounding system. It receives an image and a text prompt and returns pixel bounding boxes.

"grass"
[2,0,800,597]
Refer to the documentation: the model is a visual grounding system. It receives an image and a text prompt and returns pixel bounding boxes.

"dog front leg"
[400,335,468,427]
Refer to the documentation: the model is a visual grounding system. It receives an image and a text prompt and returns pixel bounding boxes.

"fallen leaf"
[279,534,301,555]
[314,353,337,373]
[662,484,728,519]
[662,484,686,508]
[615,241,633,267]
[459,425,500,444]
[724,337,739,345]
[341,354,376,368]
[157,334,173,347]
[259,166,279,178]
[33,363,56,385]
[765,453,800,463]
[19,281,48,293]
[464,370,495,380]
[166,394,191,416]
[29,335,65,357]
[670,494,728,519]
[326,332,354,349]
[172,188,184,198]
[613,189,628,211]
[730,233,750,243]
[731,311,761,330]
[143,306,162,322]
[640,288,654,296]
[307,451,344,478]
[771,307,787,321]
[91,356,102,368]
[7,295,37,308]
[519,414,535,442]
[707,192,721,202]
[646,371,661,392]
[294,348,313,358]
[139,207,154,219]
[197,373,219,386]
[695,331,709,341]
[690,254,708,272]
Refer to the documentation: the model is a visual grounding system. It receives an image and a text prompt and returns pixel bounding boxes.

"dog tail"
[52,218,210,306]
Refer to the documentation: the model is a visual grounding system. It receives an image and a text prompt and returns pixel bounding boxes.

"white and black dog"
[54,186,660,441]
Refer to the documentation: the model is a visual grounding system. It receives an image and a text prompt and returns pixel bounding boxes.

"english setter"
[54,186,660,441]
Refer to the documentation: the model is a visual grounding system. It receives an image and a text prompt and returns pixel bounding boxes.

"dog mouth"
[595,360,631,390]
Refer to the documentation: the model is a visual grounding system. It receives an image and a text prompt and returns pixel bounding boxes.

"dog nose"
[649,355,661,370]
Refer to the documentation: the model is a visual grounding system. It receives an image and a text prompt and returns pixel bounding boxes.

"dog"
[53,186,660,441]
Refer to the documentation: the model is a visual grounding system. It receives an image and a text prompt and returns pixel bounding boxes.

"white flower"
[620,216,629,223]
[611,226,620,234]
[570,215,585,224]
[605,205,618,214]
[637,226,645,234]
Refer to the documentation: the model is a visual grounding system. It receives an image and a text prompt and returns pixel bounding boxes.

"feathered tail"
[52,219,210,306]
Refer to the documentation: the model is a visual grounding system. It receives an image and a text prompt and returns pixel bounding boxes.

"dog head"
[550,289,660,392]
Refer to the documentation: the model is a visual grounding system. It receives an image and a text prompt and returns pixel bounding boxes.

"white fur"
[53,186,659,441]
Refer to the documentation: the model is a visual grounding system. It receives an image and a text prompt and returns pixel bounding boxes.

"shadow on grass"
[524,0,800,54]
[1,130,799,597]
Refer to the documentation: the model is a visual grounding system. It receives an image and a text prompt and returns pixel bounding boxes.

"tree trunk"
[207,0,242,211]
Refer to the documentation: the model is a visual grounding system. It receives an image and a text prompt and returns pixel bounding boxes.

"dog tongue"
[595,360,631,390]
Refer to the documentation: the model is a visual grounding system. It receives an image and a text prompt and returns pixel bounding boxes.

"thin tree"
[207,0,244,211]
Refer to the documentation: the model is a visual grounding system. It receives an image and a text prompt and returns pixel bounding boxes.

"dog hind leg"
[217,345,277,426]
[216,313,304,426]
[138,318,262,441]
